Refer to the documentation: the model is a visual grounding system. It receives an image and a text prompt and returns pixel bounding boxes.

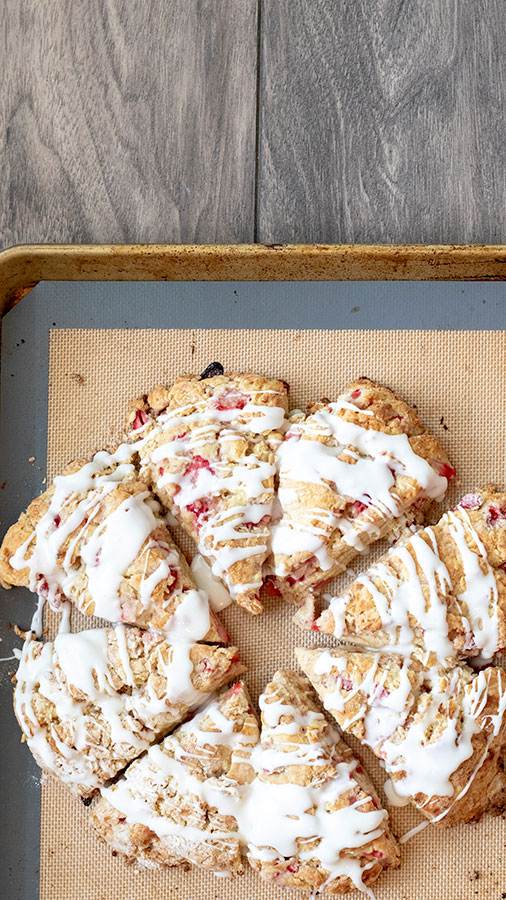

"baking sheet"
[3,279,506,900]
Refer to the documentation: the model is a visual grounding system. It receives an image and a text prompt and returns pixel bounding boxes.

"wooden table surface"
[2,0,506,248]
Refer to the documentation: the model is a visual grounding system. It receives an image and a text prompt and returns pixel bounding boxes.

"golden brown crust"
[0,456,225,640]
[14,629,244,798]
[248,669,399,893]
[297,647,506,827]
[270,378,453,603]
[91,682,259,874]
[317,487,506,661]
[130,372,289,615]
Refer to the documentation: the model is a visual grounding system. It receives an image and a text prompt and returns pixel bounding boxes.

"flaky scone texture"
[297,647,506,827]
[128,372,289,614]
[0,447,225,640]
[247,670,399,894]
[317,486,506,663]
[92,682,259,874]
[269,378,454,603]
[14,627,244,798]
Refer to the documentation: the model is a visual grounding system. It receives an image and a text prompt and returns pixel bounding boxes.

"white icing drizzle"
[140,388,285,602]
[13,626,218,791]
[101,684,389,895]
[310,650,506,824]
[191,554,233,611]
[323,507,500,661]
[445,509,499,658]
[271,400,449,576]
[9,445,174,624]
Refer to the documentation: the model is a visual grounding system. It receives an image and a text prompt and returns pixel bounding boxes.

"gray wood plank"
[259,0,506,244]
[0,0,257,247]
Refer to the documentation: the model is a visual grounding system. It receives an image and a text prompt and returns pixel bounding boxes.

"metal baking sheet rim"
[2,242,506,315]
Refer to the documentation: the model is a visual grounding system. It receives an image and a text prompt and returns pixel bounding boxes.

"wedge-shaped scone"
[128,372,288,614]
[0,444,225,640]
[14,627,244,798]
[247,670,399,895]
[268,379,454,603]
[317,488,506,663]
[92,682,259,874]
[297,647,506,826]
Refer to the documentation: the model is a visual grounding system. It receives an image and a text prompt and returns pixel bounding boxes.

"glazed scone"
[92,682,259,874]
[268,379,454,603]
[0,444,226,641]
[128,371,288,614]
[247,670,400,895]
[297,647,506,826]
[14,627,244,798]
[316,487,506,663]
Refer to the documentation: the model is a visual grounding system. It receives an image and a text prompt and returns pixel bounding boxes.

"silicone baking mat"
[3,280,506,900]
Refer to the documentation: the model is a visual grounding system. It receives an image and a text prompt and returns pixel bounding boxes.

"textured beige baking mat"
[40,329,506,900]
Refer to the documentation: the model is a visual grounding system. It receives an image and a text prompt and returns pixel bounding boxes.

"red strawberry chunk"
[458,493,482,510]
[486,504,506,527]
[132,409,149,431]
[351,500,368,516]
[350,389,362,400]
[437,462,456,481]
[367,850,384,859]
[286,862,300,874]
[53,514,61,528]
[264,580,282,597]
[340,677,353,692]
[311,621,320,632]
[213,388,248,411]
[185,455,214,484]
[186,497,214,530]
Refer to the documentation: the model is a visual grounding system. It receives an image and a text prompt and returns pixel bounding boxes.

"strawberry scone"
[316,487,506,663]
[14,627,244,798]
[0,445,225,640]
[92,682,259,874]
[128,369,288,614]
[247,670,399,895]
[268,378,454,603]
[297,647,506,826]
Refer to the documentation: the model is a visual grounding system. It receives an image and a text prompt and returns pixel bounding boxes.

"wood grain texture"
[0,0,257,246]
[259,0,506,244]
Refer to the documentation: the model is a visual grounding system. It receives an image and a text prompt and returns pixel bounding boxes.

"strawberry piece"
[351,500,368,516]
[437,462,456,481]
[350,388,362,400]
[131,409,149,431]
[228,682,243,697]
[367,850,384,859]
[311,621,320,632]
[486,504,506,526]
[340,677,353,692]
[264,580,282,597]
[287,862,300,874]
[53,514,61,528]
[186,497,214,530]
[158,466,164,476]
[185,455,214,484]
[458,493,482,510]
[213,388,248,412]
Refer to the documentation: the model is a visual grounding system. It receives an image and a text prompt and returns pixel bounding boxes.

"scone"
[268,379,453,603]
[247,670,399,895]
[316,487,506,663]
[0,444,226,641]
[92,681,259,874]
[14,627,244,798]
[297,647,506,826]
[128,371,288,614]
